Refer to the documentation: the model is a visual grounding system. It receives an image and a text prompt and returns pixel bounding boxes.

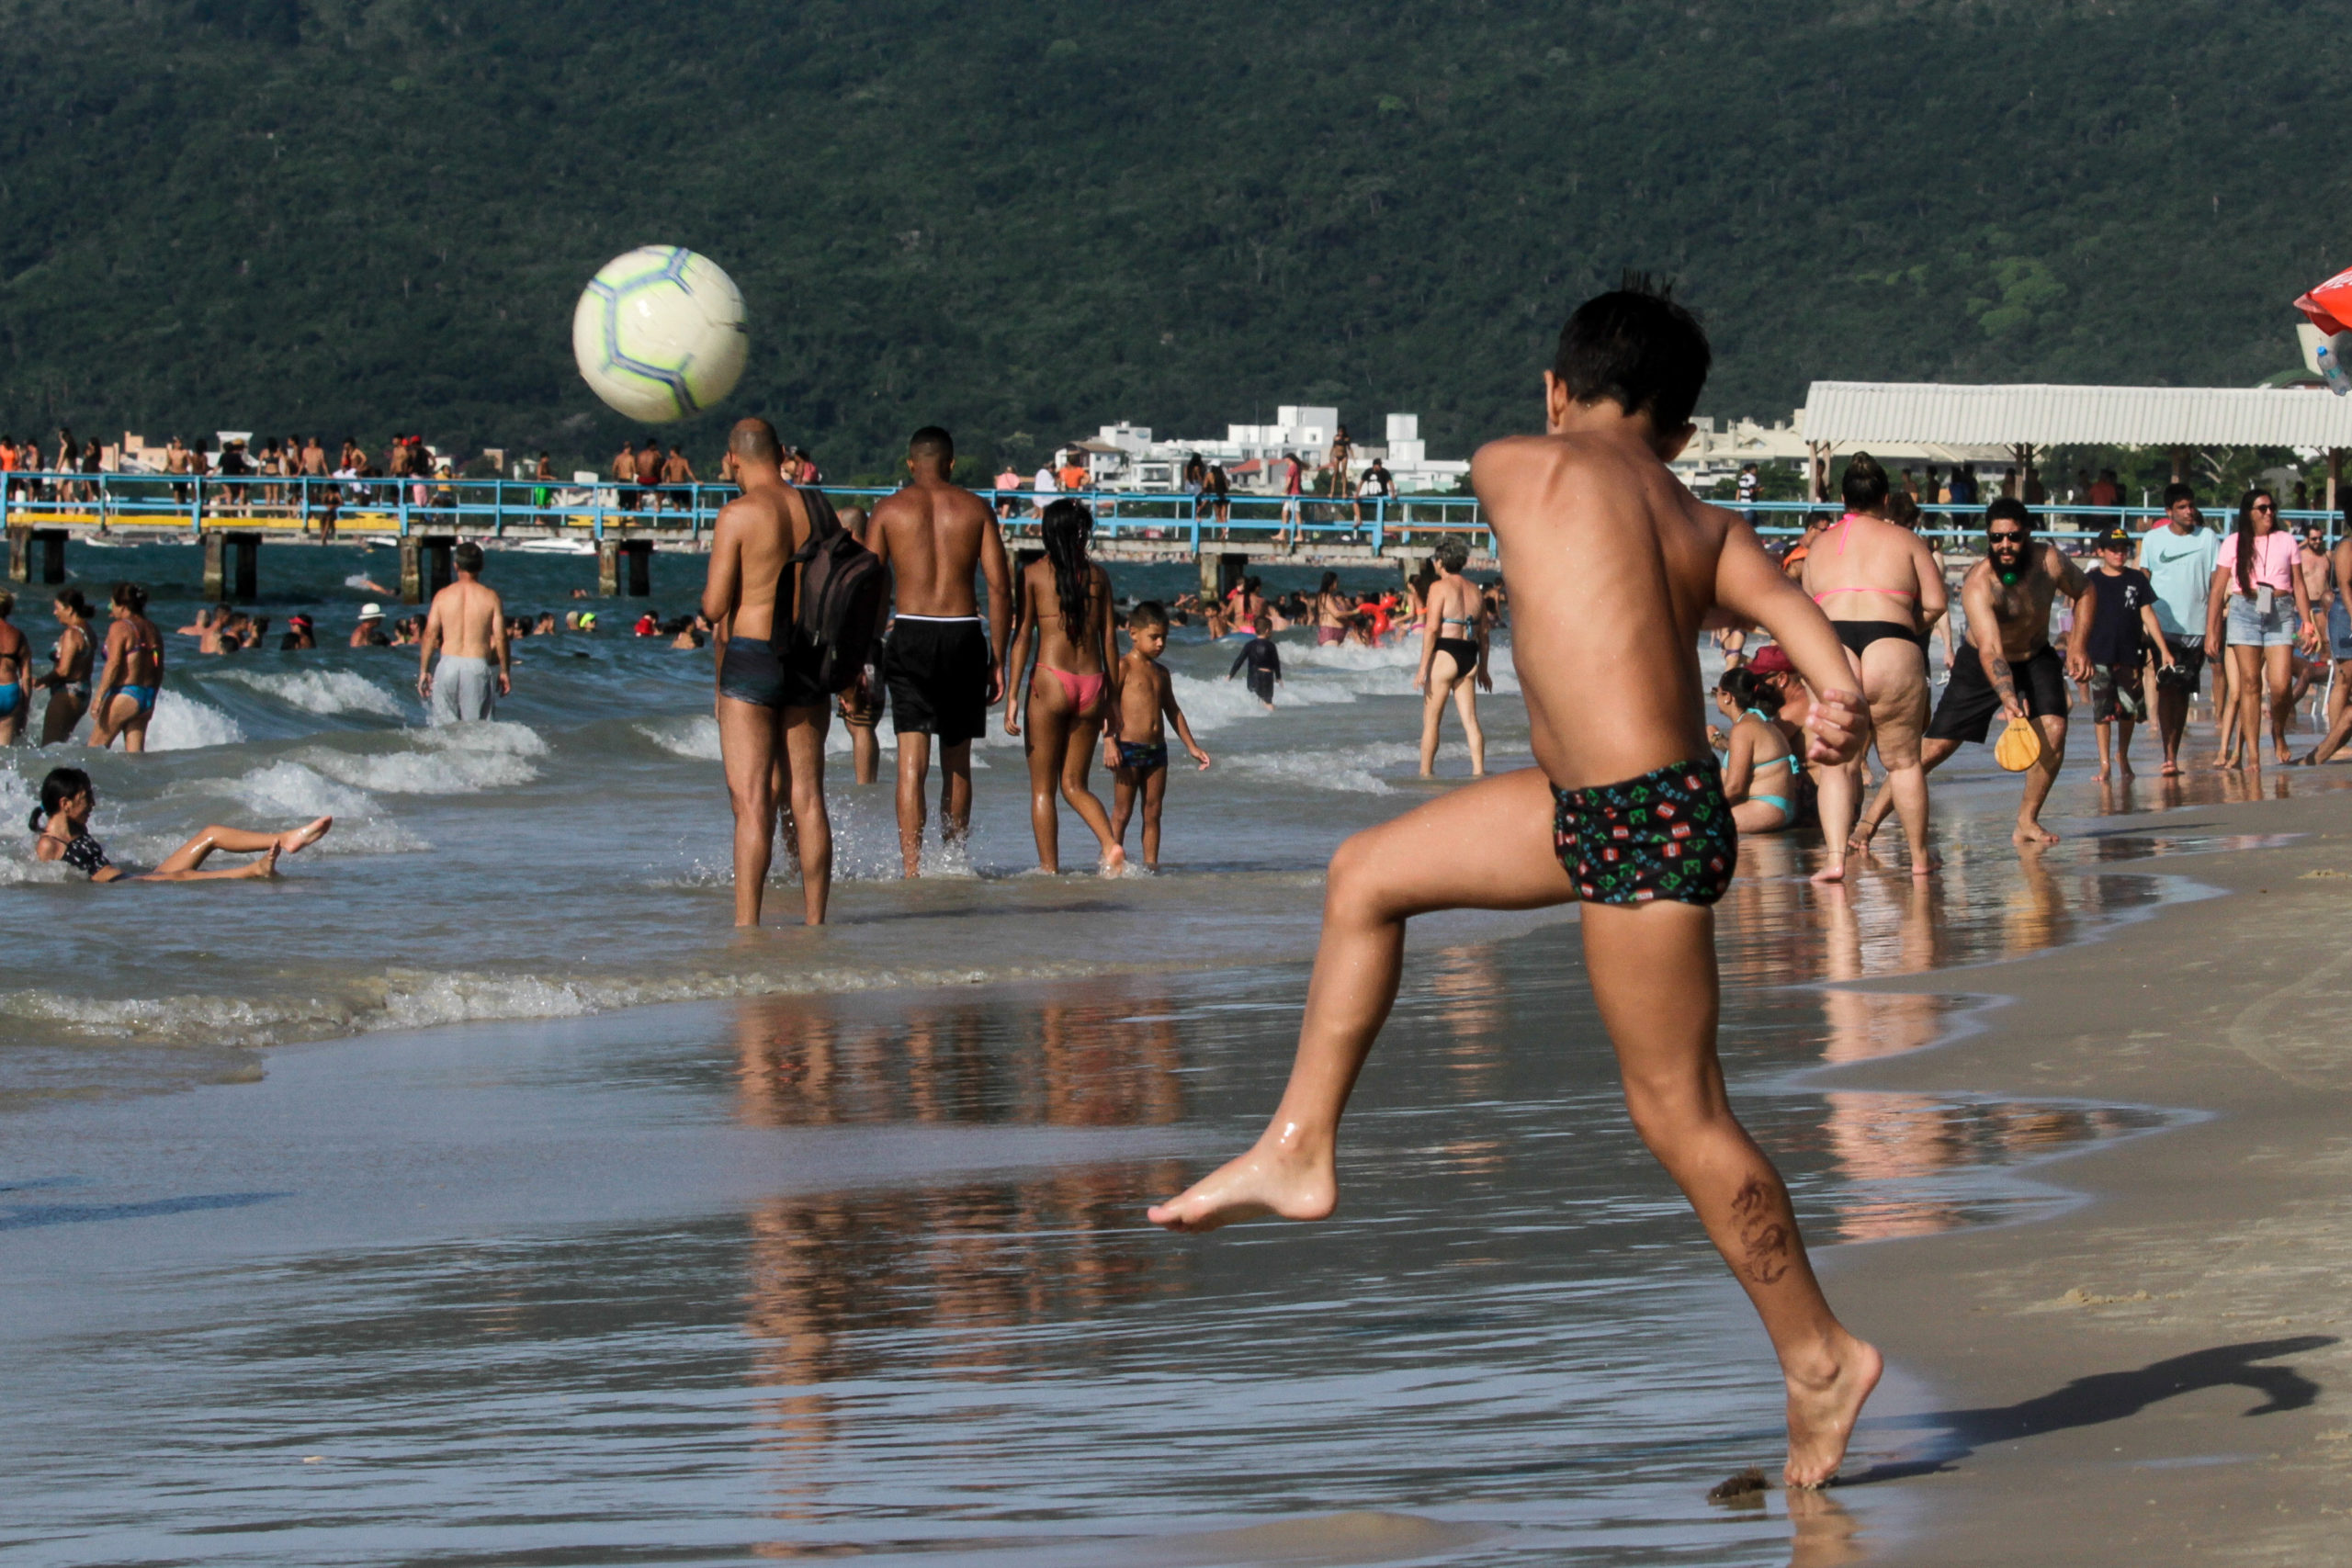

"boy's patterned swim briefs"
[1551,757,1738,907]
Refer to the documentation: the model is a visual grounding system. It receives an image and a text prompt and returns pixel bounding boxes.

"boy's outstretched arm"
[1712,521,1868,766]
[1163,681,1211,767]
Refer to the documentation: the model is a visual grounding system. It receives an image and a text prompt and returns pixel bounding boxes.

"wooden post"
[1806,443,1824,502]
[596,537,620,597]
[625,537,652,597]
[2329,449,2342,528]
[2171,447,2189,486]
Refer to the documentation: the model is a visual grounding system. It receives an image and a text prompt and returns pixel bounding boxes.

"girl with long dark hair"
[1713,668,1800,833]
[1002,499,1124,873]
[28,766,330,882]
[2204,489,2315,768]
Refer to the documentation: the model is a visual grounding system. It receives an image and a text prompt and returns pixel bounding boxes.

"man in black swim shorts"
[1860,498,2094,849]
[867,427,1013,875]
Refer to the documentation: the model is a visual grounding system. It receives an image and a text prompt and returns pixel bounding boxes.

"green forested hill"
[2,0,2346,475]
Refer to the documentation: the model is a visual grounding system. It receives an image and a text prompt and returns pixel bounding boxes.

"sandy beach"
[1813,786,2352,1565]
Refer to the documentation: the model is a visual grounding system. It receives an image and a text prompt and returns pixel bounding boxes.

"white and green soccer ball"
[571,246,748,423]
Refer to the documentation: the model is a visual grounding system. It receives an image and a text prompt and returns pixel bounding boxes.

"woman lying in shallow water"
[28,766,332,883]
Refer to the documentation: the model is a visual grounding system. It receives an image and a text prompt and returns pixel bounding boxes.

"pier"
[6,468,2343,603]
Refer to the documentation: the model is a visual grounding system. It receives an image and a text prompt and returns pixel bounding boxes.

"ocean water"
[0,539,2340,1564]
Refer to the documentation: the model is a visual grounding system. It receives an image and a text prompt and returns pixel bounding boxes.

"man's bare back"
[707,481,810,645]
[870,479,1005,626]
[425,578,503,660]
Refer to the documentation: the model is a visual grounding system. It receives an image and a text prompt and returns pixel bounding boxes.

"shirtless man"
[417,543,510,724]
[1804,454,1948,881]
[661,443,697,509]
[867,425,1012,876]
[612,441,639,512]
[700,418,831,927]
[1855,499,2093,848]
[1148,286,1879,1489]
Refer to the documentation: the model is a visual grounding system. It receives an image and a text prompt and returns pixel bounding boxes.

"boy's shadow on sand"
[1845,1335,2335,1483]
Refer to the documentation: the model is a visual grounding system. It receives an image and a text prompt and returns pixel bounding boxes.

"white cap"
[358,603,383,619]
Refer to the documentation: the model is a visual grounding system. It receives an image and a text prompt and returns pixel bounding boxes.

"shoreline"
[1803,788,2352,1563]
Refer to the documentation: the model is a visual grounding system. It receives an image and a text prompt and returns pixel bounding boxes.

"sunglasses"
[2253,502,2275,512]
[1987,531,2028,543]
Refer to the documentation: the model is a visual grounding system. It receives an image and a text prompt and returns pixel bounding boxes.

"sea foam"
[145,691,247,750]
[214,669,406,717]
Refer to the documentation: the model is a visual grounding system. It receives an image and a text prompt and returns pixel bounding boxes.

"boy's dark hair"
[1128,600,1170,633]
[1552,277,1711,433]
[2162,481,2196,507]
[454,541,484,573]
[1985,497,2035,533]
[1839,453,1890,514]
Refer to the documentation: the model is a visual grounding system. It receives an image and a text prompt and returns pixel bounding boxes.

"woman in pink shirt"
[2205,489,2317,767]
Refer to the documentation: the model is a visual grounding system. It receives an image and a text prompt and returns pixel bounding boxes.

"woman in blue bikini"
[1713,668,1798,833]
[88,582,164,753]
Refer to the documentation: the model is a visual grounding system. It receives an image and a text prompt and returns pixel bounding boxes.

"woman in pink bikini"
[1004,499,1125,874]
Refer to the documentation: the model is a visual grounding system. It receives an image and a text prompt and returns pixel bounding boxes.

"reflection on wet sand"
[732,993,1184,1129]
[743,1158,1191,1525]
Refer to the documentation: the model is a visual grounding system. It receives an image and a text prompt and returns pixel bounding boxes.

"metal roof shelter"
[1794,381,2352,508]
[1801,381,2352,448]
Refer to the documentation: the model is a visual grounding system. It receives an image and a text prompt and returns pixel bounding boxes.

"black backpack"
[785,487,887,694]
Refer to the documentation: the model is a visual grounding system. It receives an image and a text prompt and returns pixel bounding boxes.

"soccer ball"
[571,246,748,423]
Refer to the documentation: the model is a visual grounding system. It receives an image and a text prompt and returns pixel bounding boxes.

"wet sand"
[1818,784,2352,1564]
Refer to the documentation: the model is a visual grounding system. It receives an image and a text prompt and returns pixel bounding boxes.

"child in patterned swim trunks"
[1148,284,1883,1492]
[1102,601,1212,869]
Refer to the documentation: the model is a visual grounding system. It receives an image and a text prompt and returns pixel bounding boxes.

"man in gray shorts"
[418,541,510,724]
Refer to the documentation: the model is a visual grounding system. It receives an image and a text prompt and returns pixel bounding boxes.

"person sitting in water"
[1712,668,1799,833]
[28,766,332,882]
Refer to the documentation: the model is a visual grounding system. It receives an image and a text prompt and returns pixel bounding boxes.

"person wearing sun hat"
[348,603,389,649]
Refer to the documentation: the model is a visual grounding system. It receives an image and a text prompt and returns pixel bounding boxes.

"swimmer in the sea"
[0,590,28,746]
[1713,668,1798,834]
[1102,600,1212,869]
[28,765,332,882]
[1148,283,1878,1491]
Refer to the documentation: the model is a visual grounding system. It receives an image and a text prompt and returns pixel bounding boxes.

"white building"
[1071,405,1470,494]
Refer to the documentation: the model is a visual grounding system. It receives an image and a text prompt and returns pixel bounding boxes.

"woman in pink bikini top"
[1003,499,1126,874]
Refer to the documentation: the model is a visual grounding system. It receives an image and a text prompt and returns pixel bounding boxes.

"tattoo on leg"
[1730,1176,1793,1285]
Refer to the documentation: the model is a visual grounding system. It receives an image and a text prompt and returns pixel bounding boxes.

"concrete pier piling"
[201,531,258,600]
[597,536,653,596]
[6,525,68,585]
[399,535,454,604]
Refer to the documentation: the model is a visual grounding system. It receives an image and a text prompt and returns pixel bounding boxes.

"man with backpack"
[868,425,1014,876]
[700,417,836,927]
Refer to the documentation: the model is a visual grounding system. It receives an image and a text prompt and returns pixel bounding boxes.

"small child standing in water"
[1103,602,1212,869]
[1228,615,1282,710]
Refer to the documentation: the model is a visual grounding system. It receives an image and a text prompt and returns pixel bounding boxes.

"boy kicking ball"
[1104,601,1212,869]
[1148,284,1882,1489]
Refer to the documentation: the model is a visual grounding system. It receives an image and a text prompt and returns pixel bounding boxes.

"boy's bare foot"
[1148,1132,1337,1233]
[2115,758,2133,779]
[2012,820,2059,847]
[2092,761,2110,783]
[1783,1333,1883,1489]
[1099,844,1128,876]
[239,845,282,880]
[2160,760,2181,777]
[1845,820,1877,857]
[278,817,334,854]
[1910,852,1940,879]
[1809,859,1846,885]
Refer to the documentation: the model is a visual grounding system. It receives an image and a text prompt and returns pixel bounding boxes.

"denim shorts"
[2223,595,2300,648]
[2332,602,2352,661]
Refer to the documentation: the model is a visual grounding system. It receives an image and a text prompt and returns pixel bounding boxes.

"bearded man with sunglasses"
[1856,498,2095,847]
